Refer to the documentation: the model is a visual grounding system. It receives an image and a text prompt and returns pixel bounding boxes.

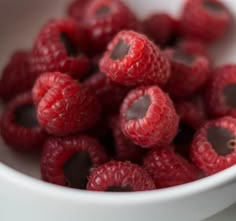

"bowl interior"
[0,0,236,186]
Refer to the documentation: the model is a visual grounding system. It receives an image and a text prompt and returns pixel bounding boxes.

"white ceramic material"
[1,0,236,221]
[206,203,236,221]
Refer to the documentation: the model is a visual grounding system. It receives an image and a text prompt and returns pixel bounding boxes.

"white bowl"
[1,0,236,220]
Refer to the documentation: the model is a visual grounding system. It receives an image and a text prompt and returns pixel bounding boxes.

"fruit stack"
[0,0,235,192]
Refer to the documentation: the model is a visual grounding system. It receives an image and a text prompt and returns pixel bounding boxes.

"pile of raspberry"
[0,0,235,192]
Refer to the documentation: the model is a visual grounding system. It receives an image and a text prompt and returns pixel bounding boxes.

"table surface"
[205,203,236,221]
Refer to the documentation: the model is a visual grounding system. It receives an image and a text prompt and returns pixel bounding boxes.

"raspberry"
[120,86,179,148]
[164,49,210,98]
[0,50,37,102]
[109,116,145,164]
[175,95,207,129]
[177,39,209,58]
[67,0,91,22]
[87,161,156,191]
[82,0,140,53]
[181,0,232,43]
[83,72,130,114]
[191,116,236,175]
[206,65,236,118]
[143,13,179,47]
[32,72,101,136]
[41,135,108,189]
[100,30,170,87]
[0,92,47,152]
[143,146,200,188]
[31,18,89,79]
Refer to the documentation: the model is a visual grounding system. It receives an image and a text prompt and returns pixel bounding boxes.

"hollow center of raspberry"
[203,0,223,14]
[223,84,236,108]
[60,32,78,57]
[126,95,151,120]
[172,51,196,66]
[207,126,235,156]
[174,122,195,158]
[63,151,92,189]
[15,104,38,128]
[111,40,130,60]
[95,6,110,16]
[106,185,133,192]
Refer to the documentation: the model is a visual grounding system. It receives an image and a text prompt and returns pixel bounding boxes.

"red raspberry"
[175,95,207,130]
[83,72,130,114]
[191,116,236,175]
[0,92,47,152]
[164,49,210,98]
[181,0,232,43]
[143,13,179,47]
[100,30,171,87]
[41,135,108,189]
[109,116,145,164]
[0,50,37,102]
[87,161,156,191]
[32,72,101,136]
[206,65,236,118]
[120,86,179,148]
[82,0,140,53]
[31,18,89,79]
[177,39,209,58]
[143,146,200,188]
[67,0,91,22]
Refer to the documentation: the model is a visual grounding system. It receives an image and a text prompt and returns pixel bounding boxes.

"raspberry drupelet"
[87,161,156,192]
[191,117,236,175]
[120,86,179,148]
[143,146,200,188]
[83,72,130,114]
[100,30,171,87]
[32,72,101,136]
[164,48,210,98]
[206,65,236,118]
[181,0,231,43]
[109,115,145,164]
[31,18,89,79]
[0,92,47,152]
[82,0,140,53]
[0,50,37,102]
[41,135,108,189]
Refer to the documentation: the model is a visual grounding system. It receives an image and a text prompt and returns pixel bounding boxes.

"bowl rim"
[1,162,236,204]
